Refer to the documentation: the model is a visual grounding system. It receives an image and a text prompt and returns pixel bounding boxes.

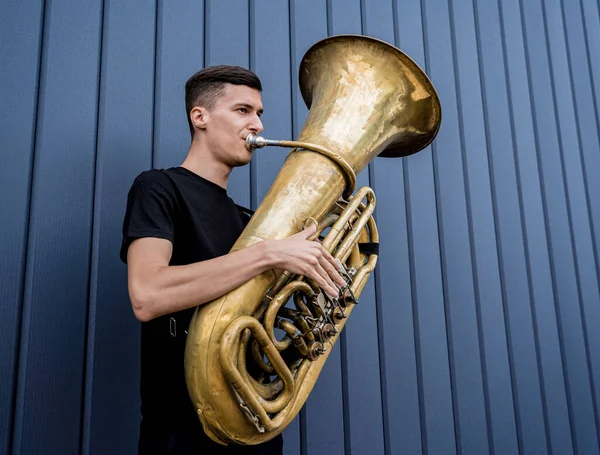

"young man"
[121,66,345,454]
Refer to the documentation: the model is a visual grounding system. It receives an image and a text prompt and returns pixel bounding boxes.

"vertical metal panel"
[562,0,600,430]
[420,0,475,452]
[374,2,432,454]
[287,5,335,454]
[323,2,387,455]
[204,0,251,207]
[302,343,344,455]
[496,0,555,453]
[564,0,600,274]
[393,0,455,452]
[153,0,205,169]
[473,0,544,453]
[443,0,493,452]
[249,1,304,454]
[81,1,156,454]
[580,0,600,124]
[328,0,361,34]
[356,5,406,454]
[250,0,292,208]
[287,2,333,454]
[11,0,103,453]
[522,0,600,453]
[545,0,600,450]
[0,1,44,453]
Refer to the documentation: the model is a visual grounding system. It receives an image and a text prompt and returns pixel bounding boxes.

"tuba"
[185,34,441,445]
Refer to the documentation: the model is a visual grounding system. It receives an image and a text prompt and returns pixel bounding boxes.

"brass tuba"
[184,34,441,445]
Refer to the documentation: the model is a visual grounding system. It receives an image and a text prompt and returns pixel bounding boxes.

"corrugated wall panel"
[11,0,103,453]
[249,2,306,454]
[337,2,385,455]
[391,0,455,452]
[562,0,600,434]
[422,0,469,453]
[82,1,157,454]
[543,0,600,452]
[472,1,537,454]
[205,0,251,208]
[0,2,44,454]
[288,5,337,455]
[250,0,292,209]
[1,1,600,454]
[379,2,432,454]
[444,0,491,452]
[581,0,600,125]
[523,0,599,452]
[153,0,205,169]
[496,0,554,453]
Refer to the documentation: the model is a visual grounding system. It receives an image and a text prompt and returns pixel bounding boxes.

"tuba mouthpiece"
[245,134,267,151]
[246,134,281,151]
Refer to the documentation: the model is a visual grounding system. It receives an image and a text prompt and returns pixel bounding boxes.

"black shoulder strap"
[235,204,254,227]
[236,204,255,217]
[358,242,379,255]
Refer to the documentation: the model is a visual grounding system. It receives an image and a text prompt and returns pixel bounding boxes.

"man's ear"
[190,106,208,131]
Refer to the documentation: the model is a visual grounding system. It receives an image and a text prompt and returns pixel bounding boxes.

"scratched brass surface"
[184,34,441,445]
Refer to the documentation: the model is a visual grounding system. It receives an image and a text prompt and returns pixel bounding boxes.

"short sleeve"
[120,170,179,263]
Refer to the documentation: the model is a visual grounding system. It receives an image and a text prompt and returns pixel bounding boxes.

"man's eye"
[238,108,248,113]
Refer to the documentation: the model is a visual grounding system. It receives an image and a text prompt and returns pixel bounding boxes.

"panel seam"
[80,0,106,453]
[471,0,520,453]
[248,0,255,209]
[360,2,389,455]
[287,2,306,453]
[448,0,493,452]
[542,0,600,451]
[518,0,567,452]
[579,0,600,136]
[151,0,160,169]
[418,1,433,452]
[10,0,47,453]
[562,0,600,445]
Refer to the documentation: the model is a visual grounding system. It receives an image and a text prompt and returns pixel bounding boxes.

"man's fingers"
[321,258,346,288]
[320,245,339,268]
[303,260,337,298]
[301,221,318,240]
[319,247,346,287]
[278,225,345,296]
[314,264,339,298]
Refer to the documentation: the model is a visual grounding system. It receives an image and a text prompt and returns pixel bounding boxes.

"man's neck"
[181,142,231,190]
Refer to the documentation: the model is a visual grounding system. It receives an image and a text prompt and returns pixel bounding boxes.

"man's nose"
[249,114,264,133]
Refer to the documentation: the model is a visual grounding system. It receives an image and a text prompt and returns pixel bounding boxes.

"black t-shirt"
[121,167,282,454]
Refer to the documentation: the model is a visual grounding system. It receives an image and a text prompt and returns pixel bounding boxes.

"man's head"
[185,65,263,139]
[184,66,264,169]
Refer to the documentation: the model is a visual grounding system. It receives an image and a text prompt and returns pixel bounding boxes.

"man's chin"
[231,154,252,167]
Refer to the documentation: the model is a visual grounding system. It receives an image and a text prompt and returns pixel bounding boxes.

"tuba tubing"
[184,34,441,445]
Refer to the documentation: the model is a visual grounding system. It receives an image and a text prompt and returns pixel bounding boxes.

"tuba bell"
[184,34,441,445]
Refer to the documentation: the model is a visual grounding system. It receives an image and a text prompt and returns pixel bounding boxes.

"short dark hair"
[185,65,263,139]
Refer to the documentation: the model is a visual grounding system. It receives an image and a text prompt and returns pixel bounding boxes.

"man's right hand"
[265,222,346,298]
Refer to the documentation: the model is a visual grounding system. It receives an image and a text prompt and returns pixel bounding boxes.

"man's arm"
[127,223,345,322]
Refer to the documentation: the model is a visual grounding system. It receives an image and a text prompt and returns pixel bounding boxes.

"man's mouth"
[242,136,252,152]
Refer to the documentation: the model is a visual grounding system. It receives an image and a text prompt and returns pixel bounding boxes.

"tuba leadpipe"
[184,34,441,445]
[245,134,358,199]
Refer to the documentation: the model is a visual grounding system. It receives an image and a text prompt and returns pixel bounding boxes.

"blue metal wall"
[1,0,599,454]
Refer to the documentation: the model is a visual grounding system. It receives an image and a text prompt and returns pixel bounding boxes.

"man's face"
[201,83,264,167]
